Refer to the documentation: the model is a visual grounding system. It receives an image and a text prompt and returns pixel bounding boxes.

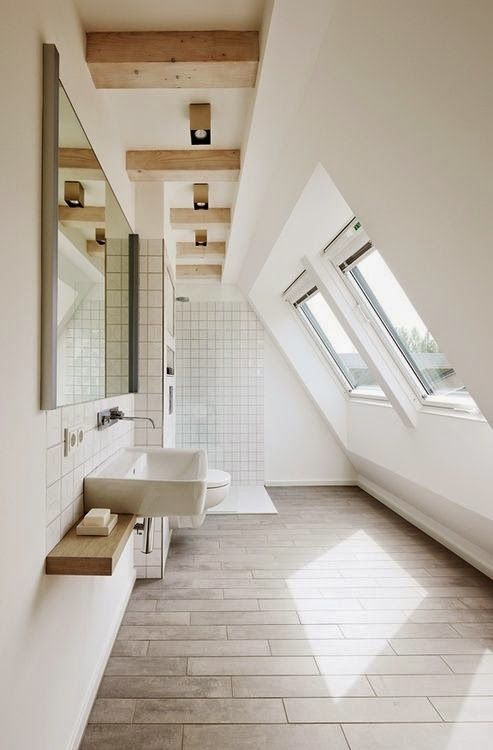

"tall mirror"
[42,45,137,409]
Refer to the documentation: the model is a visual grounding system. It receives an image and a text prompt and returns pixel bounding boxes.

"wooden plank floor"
[81,486,493,749]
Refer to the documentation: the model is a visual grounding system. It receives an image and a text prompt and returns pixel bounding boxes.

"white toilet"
[169,469,231,529]
[205,469,231,510]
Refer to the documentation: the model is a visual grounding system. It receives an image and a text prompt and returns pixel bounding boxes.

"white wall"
[264,334,355,484]
[176,282,355,484]
[239,1,493,572]
[248,161,493,570]
[0,2,136,748]
[175,297,265,485]
[240,0,493,423]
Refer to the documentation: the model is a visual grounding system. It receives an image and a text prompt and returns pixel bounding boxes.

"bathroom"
[2,2,493,749]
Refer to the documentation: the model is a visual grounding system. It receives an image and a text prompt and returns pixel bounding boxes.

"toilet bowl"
[205,469,231,509]
[169,469,231,529]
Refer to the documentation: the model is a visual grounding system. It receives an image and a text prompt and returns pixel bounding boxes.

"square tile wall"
[45,394,164,578]
[106,238,129,398]
[45,393,135,553]
[134,239,165,449]
[45,239,169,577]
[59,285,105,405]
[133,238,168,579]
[175,301,264,485]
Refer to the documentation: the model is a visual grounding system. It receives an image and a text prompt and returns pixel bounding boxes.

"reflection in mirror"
[56,85,132,406]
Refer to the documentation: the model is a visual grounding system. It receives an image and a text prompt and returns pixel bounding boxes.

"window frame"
[292,285,385,400]
[349,263,434,396]
[331,229,478,413]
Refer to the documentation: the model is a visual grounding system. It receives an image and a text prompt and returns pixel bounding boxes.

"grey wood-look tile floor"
[80,486,493,749]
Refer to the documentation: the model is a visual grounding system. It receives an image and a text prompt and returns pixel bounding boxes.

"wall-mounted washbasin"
[84,447,208,517]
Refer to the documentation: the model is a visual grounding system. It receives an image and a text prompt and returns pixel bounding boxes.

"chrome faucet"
[98,406,156,430]
[109,407,156,429]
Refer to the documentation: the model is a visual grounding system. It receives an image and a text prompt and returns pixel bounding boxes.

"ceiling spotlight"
[190,103,211,145]
[64,180,85,208]
[193,183,209,210]
[195,230,207,247]
[95,228,106,246]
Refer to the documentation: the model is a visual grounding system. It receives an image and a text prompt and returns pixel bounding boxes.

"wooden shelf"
[46,514,136,576]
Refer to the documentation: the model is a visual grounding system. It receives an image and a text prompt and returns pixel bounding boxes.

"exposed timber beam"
[170,208,230,229]
[86,30,259,89]
[86,240,105,256]
[126,149,240,182]
[58,205,105,228]
[59,148,100,169]
[59,148,105,180]
[177,242,226,260]
[176,264,222,280]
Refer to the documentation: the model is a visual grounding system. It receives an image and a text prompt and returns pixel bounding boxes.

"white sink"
[84,447,208,517]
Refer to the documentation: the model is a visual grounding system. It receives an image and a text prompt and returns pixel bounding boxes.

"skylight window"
[343,248,474,406]
[295,288,381,394]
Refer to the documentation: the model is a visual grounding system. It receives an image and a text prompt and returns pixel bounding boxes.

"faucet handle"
[109,407,124,419]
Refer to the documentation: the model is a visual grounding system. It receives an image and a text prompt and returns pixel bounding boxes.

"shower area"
[174,298,272,511]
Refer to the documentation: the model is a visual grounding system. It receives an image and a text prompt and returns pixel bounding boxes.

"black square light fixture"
[195,230,207,247]
[190,103,211,145]
[193,183,209,210]
[64,180,85,208]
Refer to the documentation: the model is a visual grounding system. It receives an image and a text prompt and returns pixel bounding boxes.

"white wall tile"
[176,301,264,485]
[44,400,135,552]
[46,481,61,525]
[46,409,62,447]
[61,471,74,511]
[46,445,62,486]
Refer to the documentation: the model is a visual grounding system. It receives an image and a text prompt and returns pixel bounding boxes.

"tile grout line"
[426,695,447,722]
[281,697,290,724]
[339,722,353,750]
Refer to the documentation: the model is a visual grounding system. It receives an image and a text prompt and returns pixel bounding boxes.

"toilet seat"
[207,469,231,489]
[170,469,231,527]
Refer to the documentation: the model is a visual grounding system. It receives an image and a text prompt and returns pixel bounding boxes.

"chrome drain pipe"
[134,517,155,554]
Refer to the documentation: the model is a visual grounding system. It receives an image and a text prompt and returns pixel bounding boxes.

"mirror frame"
[41,43,138,410]
[41,44,59,410]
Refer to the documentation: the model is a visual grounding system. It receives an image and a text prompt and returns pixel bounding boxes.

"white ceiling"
[74,0,267,271]
[74,0,265,32]
[102,89,254,151]
[59,87,91,149]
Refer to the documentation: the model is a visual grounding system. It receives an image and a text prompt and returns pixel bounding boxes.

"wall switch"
[64,428,77,457]
[76,426,84,447]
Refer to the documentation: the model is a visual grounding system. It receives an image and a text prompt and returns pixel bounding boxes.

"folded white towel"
[83,508,111,527]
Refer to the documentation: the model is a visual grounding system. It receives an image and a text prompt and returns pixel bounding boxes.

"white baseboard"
[68,565,136,750]
[264,479,357,487]
[358,475,493,580]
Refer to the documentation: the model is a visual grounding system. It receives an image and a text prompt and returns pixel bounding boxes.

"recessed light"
[190,103,211,145]
[193,183,209,210]
[95,228,106,246]
[195,230,207,247]
[64,180,84,208]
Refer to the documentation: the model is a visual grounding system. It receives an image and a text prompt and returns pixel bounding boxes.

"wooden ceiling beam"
[59,148,100,169]
[86,30,259,89]
[170,208,230,229]
[59,148,105,180]
[177,242,226,259]
[86,240,105,256]
[126,149,240,182]
[58,205,105,227]
[176,264,222,280]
